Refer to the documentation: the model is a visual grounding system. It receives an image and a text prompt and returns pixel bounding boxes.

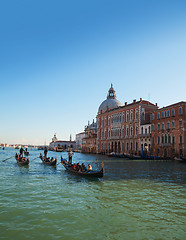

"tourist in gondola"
[76,163,82,172]
[87,164,92,171]
[81,163,87,172]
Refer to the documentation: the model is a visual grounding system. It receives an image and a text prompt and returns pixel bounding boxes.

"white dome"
[98,98,122,113]
[98,84,122,114]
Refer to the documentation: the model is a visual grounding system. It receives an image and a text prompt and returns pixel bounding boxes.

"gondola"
[39,155,57,166]
[61,159,104,178]
[15,155,29,166]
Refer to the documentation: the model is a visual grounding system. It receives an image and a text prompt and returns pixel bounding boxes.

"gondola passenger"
[87,164,92,171]
[81,163,87,172]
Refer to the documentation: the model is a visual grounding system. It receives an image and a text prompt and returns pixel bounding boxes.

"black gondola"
[39,155,57,166]
[61,159,104,178]
[15,155,29,166]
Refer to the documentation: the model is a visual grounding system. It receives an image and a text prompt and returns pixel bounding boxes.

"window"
[179,120,182,127]
[108,117,110,125]
[167,110,170,117]
[165,134,168,143]
[168,135,171,144]
[162,111,165,118]
[161,135,164,144]
[179,107,183,115]
[122,113,125,122]
[126,111,129,122]
[135,125,138,136]
[130,126,133,136]
[158,136,160,144]
[162,123,165,130]
[157,123,160,130]
[135,109,138,121]
[157,112,160,119]
[149,126,151,133]
[172,136,175,144]
[152,124,155,131]
[167,122,170,130]
[130,110,133,121]
[179,135,183,144]
[105,117,107,126]
[172,109,175,116]
[152,113,154,120]
[141,127,143,134]
[172,121,175,128]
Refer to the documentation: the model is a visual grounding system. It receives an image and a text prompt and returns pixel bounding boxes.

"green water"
[0,148,185,240]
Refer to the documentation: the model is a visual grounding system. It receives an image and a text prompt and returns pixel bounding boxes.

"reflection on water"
[0,149,185,240]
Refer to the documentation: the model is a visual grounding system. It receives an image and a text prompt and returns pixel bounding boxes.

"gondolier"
[20,147,24,157]
[68,149,74,164]
[44,147,48,158]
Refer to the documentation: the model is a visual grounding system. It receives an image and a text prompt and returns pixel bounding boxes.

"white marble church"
[49,134,76,151]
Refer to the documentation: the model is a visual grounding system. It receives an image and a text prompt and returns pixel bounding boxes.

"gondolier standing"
[44,147,48,158]
[68,149,74,164]
[20,147,24,157]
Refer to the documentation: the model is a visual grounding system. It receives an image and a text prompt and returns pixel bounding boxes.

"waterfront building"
[97,85,158,154]
[75,132,86,150]
[151,101,186,159]
[139,123,152,156]
[82,120,97,153]
[49,134,76,151]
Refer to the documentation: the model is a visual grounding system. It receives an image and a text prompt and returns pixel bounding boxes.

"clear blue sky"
[0,0,186,145]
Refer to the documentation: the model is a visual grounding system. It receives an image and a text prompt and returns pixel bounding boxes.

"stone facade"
[81,120,97,153]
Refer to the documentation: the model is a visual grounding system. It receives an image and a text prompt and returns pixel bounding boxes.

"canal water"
[0,148,185,240]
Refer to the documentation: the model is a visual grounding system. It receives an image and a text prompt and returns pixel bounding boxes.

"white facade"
[75,132,86,149]
[139,124,151,154]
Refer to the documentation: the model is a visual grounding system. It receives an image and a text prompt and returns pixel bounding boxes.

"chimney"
[155,103,157,106]
[140,98,142,101]
[133,99,136,103]
[125,102,127,106]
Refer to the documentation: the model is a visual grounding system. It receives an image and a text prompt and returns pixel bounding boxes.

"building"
[81,120,97,153]
[75,132,86,150]
[151,101,186,159]
[139,123,152,156]
[97,84,158,154]
[49,134,76,151]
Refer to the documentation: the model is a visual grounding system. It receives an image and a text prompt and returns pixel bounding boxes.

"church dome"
[98,84,122,114]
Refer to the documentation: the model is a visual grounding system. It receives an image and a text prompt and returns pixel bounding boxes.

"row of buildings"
[78,84,185,159]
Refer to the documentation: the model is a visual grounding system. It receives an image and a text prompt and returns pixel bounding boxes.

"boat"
[15,155,29,166]
[174,157,186,162]
[61,159,104,178]
[39,155,57,166]
[124,153,142,160]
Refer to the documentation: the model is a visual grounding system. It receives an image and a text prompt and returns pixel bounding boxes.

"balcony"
[159,143,171,147]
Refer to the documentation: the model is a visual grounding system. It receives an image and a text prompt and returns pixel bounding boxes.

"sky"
[0,0,186,145]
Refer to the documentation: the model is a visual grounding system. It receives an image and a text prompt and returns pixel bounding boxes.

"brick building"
[97,85,158,154]
[151,102,186,159]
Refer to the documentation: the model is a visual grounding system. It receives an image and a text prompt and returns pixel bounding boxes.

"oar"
[2,155,14,162]
[31,156,39,161]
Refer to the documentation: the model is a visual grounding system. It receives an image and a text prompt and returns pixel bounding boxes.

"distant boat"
[39,155,57,166]
[174,157,186,162]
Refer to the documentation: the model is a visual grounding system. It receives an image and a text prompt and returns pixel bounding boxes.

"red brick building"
[97,85,158,154]
[151,102,186,159]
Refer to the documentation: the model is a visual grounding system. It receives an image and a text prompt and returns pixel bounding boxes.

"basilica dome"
[98,84,122,114]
